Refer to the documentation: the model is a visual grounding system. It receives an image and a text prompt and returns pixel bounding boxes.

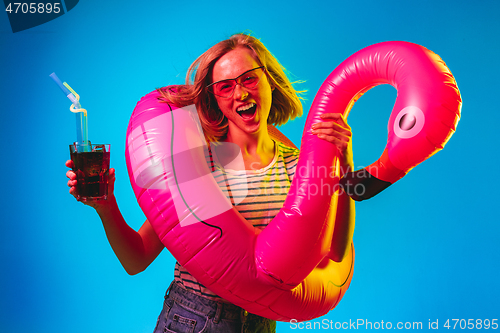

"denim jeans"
[153,281,276,333]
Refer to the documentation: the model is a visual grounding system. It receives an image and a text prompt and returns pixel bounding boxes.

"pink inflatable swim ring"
[125,41,461,321]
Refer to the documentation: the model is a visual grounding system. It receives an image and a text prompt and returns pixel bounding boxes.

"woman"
[66,33,355,332]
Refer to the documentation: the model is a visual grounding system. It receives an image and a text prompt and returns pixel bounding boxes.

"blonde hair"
[159,33,305,142]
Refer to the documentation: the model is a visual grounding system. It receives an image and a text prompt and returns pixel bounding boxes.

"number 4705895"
[5,3,61,14]
[444,319,498,330]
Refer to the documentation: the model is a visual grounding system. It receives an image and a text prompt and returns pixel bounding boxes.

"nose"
[233,83,249,100]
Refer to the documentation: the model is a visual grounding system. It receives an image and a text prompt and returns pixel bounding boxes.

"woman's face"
[211,47,273,139]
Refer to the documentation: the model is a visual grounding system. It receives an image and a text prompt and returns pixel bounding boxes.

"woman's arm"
[311,113,355,262]
[66,160,164,275]
[328,156,355,262]
[94,200,164,275]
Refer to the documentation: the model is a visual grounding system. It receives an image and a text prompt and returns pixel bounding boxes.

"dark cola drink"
[70,144,110,201]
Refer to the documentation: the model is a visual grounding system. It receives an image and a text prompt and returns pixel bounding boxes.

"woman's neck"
[224,128,275,171]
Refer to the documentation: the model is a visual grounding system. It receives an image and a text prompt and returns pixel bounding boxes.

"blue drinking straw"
[49,73,89,151]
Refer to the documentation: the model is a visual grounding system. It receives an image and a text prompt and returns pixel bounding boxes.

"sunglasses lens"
[212,81,235,98]
[241,70,262,89]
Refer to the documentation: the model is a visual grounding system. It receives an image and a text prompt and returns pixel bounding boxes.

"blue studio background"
[1,1,499,332]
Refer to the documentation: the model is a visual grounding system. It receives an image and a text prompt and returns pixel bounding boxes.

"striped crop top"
[173,140,300,301]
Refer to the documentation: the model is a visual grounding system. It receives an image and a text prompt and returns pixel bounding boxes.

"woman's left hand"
[311,113,353,171]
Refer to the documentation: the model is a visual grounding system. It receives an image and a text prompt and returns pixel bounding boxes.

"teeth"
[237,103,255,112]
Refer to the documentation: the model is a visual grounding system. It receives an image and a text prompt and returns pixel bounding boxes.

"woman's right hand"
[65,160,116,210]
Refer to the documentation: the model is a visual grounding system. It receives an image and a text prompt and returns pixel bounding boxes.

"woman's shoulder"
[275,141,299,172]
[276,140,299,156]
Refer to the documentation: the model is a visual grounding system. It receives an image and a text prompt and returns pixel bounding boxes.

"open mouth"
[236,103,257,120]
